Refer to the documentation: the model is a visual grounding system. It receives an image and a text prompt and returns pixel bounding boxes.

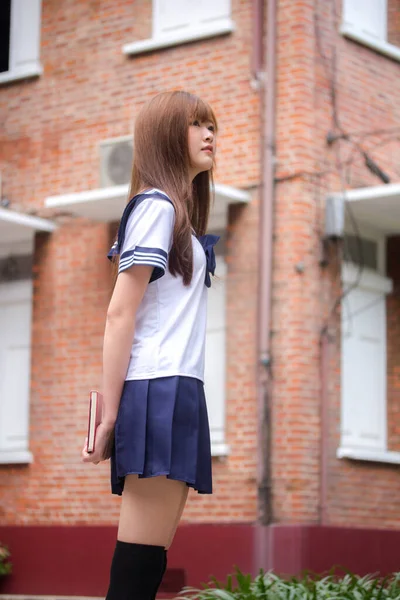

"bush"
[0,543,12,577]
[180,568,400,600]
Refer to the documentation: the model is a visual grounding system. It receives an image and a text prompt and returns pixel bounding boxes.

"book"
[87,390,115,459]
[87,390,103,453]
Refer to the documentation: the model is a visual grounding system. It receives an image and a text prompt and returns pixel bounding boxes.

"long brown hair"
[129,91,217,286]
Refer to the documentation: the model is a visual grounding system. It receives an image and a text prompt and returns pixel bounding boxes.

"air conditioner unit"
[99,135,133,188]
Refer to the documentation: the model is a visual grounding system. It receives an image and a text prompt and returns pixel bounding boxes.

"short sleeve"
[118,198,175,281]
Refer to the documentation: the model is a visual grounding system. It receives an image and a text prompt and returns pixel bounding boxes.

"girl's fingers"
[82,438,95,462]
[81,436,103,464]
[81,445,100,464]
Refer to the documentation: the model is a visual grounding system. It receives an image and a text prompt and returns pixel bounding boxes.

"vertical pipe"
[320,329,329,525]
[252,0,264,78]
[257,0,277,526]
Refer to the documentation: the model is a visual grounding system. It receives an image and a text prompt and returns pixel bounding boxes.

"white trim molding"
[45,183,251,229]
[0,207,56,232]
[0,0,43,87]
[123,20,235,56]
[0,207,57,255]
[340,24,400,63]
[342,263,393,294]
[337,447,400,465]
[326,183,400,237]
[0,450,33,464]
[0,63,43,86]
[211,442,230,457]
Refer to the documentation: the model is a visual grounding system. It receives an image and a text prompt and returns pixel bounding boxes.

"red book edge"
[87,390,103,453]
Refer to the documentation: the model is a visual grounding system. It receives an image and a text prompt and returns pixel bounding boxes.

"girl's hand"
[81,422,115,464]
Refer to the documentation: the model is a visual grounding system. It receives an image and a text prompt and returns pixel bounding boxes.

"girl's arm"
[82,263,153,464]
[101,263,153,427]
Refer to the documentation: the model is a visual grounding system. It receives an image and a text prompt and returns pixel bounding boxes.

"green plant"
[0,543,12,577]
[179,568,400,600]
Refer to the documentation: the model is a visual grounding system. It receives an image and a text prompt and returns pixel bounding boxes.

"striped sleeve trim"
[118,246,168,274]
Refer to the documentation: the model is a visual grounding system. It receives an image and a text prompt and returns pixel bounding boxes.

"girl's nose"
[204,128,213,141]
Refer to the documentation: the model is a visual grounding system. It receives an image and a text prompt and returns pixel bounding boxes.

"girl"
[82,90,219,600]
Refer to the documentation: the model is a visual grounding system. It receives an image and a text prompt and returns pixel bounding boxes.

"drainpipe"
[256,0,277,526]
[252,0,264,77]
[320,328,329,525]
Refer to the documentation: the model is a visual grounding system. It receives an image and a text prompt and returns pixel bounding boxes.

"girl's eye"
[192,120,200,127]
[208,125,215,132]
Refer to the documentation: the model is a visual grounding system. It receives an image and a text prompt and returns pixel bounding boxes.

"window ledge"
[0,450,33,465]
[211,442,230,457]
[123,19,235,56]
[0,63,43,86]
[337,447,400,465]
[340,24,400,63]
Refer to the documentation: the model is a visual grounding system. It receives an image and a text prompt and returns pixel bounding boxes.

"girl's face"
[188,119,216,181]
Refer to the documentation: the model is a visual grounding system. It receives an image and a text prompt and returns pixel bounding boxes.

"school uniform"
[107,188,219,497]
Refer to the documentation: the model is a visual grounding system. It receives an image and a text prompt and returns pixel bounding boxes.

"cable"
[343,281,398,324]
[313,0,400,335]
[314,0,365,313]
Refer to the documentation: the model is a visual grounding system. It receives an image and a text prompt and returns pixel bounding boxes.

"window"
[0,0,42,85]
[340,265,391,454]
[154,0,231,38]
[0,279,33,464]
[0,1,11,74]
[343,0,387,43]
[341,0,400,62]
[338,261,400,464]
[204,257,228,455]
[0,207,56,464]
[339,230,396,461]
[123,0,234,57]
[343,235,378,271]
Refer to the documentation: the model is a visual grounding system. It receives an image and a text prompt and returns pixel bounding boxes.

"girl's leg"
[164,482,188,549]
[118,474,188,546]
[106,475,189,600]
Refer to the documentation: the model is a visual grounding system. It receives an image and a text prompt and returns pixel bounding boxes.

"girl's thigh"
[117,475,189,548]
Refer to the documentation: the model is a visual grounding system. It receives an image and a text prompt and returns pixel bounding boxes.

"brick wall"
[1,0,400,532]
[0,0,260,525]
[323,10,400,530]
[270,0,400,527]
[271,0,322,523]
[388,0,400,47]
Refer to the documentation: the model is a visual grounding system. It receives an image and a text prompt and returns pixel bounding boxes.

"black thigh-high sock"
[106,540,165,600]
[150,549,167,600]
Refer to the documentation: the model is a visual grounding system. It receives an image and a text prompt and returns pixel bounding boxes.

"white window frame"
[338,226,400,465]
[343,223,386,276]
[0,278,34,464]
[205,256,229,457]
[0,0,43,86]
[123,0,235,57]
[340,0,400,63]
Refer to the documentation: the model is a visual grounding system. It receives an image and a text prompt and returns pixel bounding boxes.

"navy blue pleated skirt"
[110,376,212,495]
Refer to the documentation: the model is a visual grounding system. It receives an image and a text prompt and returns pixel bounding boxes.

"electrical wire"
[314,0,367,330]
[330,126,400,140]
[342,281,399,323]
[311,0,400,334]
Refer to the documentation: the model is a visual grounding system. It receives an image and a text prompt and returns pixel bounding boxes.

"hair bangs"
[190,96,218,131]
